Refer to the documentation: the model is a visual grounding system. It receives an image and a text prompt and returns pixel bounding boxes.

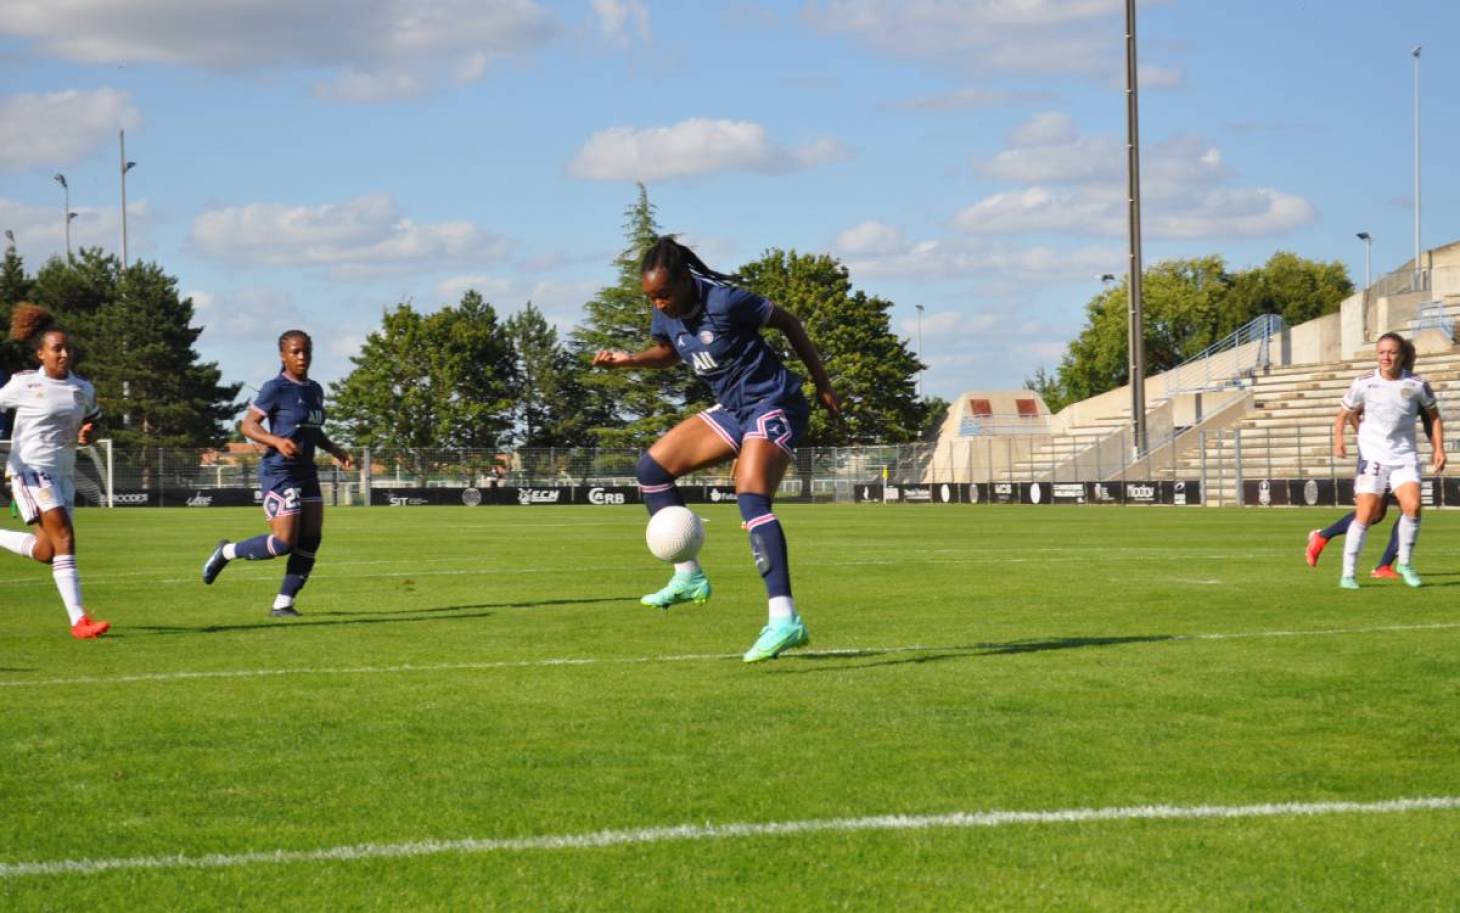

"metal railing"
[1162,313,1285,399]
[14,417,1440,508]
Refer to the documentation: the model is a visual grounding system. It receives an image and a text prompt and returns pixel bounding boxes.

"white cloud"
[0,89,142,171]
[0,195,151,263]
[314,68,428,103]
[433,275,600,326]
[567,118,852,182]
[804,0,1171,82]
[834,220,906,256]
[959,112,1310,239]
[895,87,1054,112]
[188,193,514,275]
[591,0,651,46]
[0,0,559,102]
[950,184,1312,239]
[830,222,1124,282]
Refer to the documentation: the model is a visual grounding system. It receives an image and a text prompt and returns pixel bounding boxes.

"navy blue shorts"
[697,394,811,457]
[260,473,322,520]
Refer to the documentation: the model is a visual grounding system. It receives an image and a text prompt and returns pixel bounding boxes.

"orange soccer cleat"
[1304,530,1329,567]
[70,614,111,639]
[1370,565,1400,580]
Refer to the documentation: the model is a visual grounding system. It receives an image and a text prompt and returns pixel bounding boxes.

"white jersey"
[0,369,100,478]
[1339,369,1437,465]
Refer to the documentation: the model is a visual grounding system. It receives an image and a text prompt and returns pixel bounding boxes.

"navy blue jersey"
[249,372,326,478]
[649,277,803,412]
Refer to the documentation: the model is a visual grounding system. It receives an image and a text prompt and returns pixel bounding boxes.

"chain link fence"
[16,422,1447,508]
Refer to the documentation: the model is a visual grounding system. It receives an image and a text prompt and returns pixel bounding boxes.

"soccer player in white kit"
[1332,332,1446,589]
[0,304,110,637]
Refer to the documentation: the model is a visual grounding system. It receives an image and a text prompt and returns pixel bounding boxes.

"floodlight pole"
[1124,0,1147,455]
[1412,46,1423,289]
[120,130,137,269]
[915,304,925,398]
[54,173,72,261]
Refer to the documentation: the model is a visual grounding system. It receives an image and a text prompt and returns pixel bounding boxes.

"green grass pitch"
[2,504,1458,911]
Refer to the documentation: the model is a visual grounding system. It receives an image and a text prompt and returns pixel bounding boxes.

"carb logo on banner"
[587,487,625,505]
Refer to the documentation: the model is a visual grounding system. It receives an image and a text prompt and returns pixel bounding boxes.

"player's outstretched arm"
[766,307,841,415]
[592,340,678,370]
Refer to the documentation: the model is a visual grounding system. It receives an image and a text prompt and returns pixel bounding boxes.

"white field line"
[3,796,1457,879]
[0,549,1278,588]
[3,621,1457,690]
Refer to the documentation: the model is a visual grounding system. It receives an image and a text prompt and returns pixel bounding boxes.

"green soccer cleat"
[743,619,810,663]
[640,570,712,609]
[1395,563,1423,588]
[1339,576,1360,590]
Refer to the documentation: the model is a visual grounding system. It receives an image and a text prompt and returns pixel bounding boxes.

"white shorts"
[8,467,75,524]
[1354,457,1422,497]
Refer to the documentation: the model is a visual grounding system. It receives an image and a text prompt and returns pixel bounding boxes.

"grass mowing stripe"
[4,796,1457,879]
[0,549,1283,588]
[5,620,1457,689]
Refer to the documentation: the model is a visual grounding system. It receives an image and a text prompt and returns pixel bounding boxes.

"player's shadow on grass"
[120,596,638,637]
[122,610,499,637]
[316,596,636,617]
[773,634,1175,673]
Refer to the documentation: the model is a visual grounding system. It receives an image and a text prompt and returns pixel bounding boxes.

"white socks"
[1397,515,1420,565]
[674,559,701,575]
[1341,520,1368,580]
[272,594,295,610]
[0,529,37,559]
[769,595,796,623]
[51,554,86,625]
[223,542,239,560]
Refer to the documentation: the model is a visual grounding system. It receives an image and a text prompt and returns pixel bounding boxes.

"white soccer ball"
[645,506,705,562]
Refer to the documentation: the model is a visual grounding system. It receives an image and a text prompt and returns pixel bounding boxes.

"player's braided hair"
[278,329,312,351]
[8,302,62,350]
[639,236,741,285]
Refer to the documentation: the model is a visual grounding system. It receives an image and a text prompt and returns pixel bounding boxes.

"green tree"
[1035,253,1353,412]
[329,291,517,452]
[20,250,240,445]
[569,184,710,447]
[506,301,591,447]
[27,249,118,368]
[83,260,242,447]
[737,249,928,445]
[1226,251,1354,330]
[1,247,34,375]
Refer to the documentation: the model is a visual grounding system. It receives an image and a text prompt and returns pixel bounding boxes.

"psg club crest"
[698,330,715,345]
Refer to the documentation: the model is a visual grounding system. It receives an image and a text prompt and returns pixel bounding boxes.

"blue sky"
[1,0,1456,403]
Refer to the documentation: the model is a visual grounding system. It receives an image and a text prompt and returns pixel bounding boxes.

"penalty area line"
[3,796,1458,879]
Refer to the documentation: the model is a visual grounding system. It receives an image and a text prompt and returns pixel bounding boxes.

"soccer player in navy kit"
[202,330,352,616]
[593,238,841,663]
